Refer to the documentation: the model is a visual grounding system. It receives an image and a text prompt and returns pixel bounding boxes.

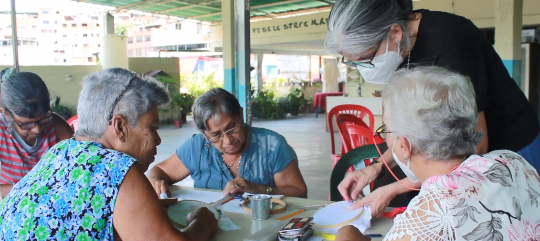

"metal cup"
[251,194,272,220]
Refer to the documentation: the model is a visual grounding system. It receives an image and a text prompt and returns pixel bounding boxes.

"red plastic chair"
[346,124,385,192]
[66,115,79,132]
[327,104,375,168]
[337,114,370,154]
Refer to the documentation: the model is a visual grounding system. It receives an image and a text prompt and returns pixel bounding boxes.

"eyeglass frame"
[108,71,138,124]
[341,40,383,68]
[375,125,392,140]
[5,108,53,130]
[204,124,243,143]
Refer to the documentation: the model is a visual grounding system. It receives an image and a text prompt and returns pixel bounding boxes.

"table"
[169,186,393,241]
[313,92,343,118]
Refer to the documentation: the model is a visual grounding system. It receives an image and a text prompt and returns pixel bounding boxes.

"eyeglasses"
[206,124,242,143]
[6,109,53,130]
[341,40,382,68]
[108,71,137,124]
[375,125,392,140]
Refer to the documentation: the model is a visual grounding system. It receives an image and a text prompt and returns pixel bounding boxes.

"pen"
[277,209,305,221]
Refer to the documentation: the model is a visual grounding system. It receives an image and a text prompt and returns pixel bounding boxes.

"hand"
[223,177,262,196]
[186,207,218,235]
[349,184,395,217]
[338,164,383,202]
[336,225,371,241]
[151,180,171,198]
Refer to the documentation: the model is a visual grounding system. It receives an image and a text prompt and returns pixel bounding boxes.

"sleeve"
[384,188,451,241]
[175,136,198,172]
[434,21,490,112]
[271,135,296,174]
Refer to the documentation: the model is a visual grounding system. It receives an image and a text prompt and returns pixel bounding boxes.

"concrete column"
[255,53,263,93]
[10,0,19,70]
[235,0,251,124]
[494,0,523,86]
[101,13,128,69]
[222,0,235,93]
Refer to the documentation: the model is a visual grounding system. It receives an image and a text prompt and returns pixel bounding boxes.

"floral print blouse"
[385,150,540,241]
[0,138,137,241]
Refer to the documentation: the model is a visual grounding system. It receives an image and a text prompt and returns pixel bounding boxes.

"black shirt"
[406,9,539,152]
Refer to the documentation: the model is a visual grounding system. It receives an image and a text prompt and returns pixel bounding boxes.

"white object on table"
[313,202,372,234]
[170,188,224,203]
[219,214,242,231]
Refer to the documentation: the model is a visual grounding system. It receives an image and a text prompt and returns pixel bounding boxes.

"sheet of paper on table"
[170,189,224,203]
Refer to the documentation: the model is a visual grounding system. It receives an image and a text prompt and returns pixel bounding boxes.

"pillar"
[101,13,128,69]
[255,53,263,93]
[222,0,235,93]
[10,0,19,70]
[494,0,523,86]
[235,0,251,123]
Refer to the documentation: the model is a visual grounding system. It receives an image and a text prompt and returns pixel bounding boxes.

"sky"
[0,0,114,13]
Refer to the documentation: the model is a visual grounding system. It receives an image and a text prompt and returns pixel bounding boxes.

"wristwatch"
[266,186,273,194]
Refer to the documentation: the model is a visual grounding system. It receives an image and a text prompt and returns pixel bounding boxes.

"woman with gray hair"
[0,71,73,198]
[328,0,540,216]
[148,88,307,198]
[0,68,217,240]
[336,66,540,241]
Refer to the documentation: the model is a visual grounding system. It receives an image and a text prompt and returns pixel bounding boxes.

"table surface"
[169,186,393,241]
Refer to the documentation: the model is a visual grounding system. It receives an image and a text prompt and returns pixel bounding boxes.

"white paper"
[313,202,372,235]
[218,214,241,231]
[170,189,224,204]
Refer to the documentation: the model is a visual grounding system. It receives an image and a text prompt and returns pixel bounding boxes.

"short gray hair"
[193,88,241,131]
[76,68,169,139]
[382,66,483,160]
[325,0,414,56]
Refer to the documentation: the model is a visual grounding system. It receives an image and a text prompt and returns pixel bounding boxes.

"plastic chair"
[66,115,79,132]
[327,105,375,168]
[329,144,382,201]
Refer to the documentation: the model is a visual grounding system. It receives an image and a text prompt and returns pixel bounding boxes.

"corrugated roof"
[77,0,334,22]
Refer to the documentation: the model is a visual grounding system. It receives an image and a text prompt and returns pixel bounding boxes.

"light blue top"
[176,124,296,190]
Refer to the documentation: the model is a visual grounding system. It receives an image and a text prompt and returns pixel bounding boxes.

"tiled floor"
[147,113,335,201]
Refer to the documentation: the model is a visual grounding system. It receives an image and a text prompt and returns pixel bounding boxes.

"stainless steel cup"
[251,194,272,220]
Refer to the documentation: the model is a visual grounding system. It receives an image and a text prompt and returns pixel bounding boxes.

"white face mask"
[391,135,419,182]
[357,38,403,85]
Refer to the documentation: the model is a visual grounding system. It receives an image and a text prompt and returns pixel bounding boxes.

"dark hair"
[326,0,415,56]
[1,72,51,118]
[192,88,241,131]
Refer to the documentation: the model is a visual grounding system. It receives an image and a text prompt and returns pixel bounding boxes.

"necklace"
[222,153,242,175]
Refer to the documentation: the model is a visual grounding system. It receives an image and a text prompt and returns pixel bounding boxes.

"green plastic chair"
[330,144,382,201]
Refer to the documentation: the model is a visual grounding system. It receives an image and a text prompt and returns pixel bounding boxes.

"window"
[54,30,57,33]
[72,44,77,47]
[82,23,88,27]
[59,50,65,54]
[62,23,67,27]
[83,44,89,47]
[127,37,133,43]
[88,57,93,62]
[43,20,49,24]
[97,44,101,47]
[54,50,58,53]
[91,33,93,37]
[82,34,87,37]
[32,25,36,29]
[96,23,100,27]
[175,23,181,30]
[96,34,100,37]
[135,49,141,56]
[145,35,151,42]
[42,11,49,14]
[72,23,76,27]
[6,25,10,29]
[41,29,52,33]
[55,59,60,63]
[62,34,67,37]
[63,59,66,63]
[136,36,142,42]
[56,11,60,14]
[54,21,58,24]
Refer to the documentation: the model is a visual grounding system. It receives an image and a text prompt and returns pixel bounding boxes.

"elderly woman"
[0,68,217,240]
[336,66,540,241]
[0,71,73,198]
[148,88,307,198]
[327,0,540,215]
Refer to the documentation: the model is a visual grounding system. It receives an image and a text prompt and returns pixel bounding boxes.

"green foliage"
[155,76,181,112]
[50,99,75,120]
[251,90,285,120]
[115,25,129,36]
[181,72,223,98]
[278,87,306,116]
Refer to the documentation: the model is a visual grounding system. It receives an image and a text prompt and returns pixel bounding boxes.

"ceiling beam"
[116,0,163,10]
[188,0,311,20]
[153,0,219,14]
[132,0,175,9]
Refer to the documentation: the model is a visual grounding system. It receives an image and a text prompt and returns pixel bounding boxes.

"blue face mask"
[391,135,419,182]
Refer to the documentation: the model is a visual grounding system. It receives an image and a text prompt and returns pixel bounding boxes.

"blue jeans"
[517,131,540,172]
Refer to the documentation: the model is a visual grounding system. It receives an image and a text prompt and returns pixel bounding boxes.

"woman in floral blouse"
[337,66,540,241]
[0,68,218,240]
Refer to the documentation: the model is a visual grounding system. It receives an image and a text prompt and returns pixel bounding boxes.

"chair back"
[66,115,79,132]
[327,104,375,156]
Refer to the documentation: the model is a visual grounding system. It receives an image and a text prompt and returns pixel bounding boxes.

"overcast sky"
[0,0,113,13]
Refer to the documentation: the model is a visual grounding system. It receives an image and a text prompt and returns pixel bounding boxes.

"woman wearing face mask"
[327,0,540,216]
[0,71,74,198]
[336,66,540,241]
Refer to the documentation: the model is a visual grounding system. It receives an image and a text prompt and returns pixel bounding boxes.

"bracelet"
[370,160,386,180]
[241,198,288,214]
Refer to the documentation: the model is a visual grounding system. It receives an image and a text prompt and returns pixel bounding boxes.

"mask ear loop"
[373,135,420,191]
